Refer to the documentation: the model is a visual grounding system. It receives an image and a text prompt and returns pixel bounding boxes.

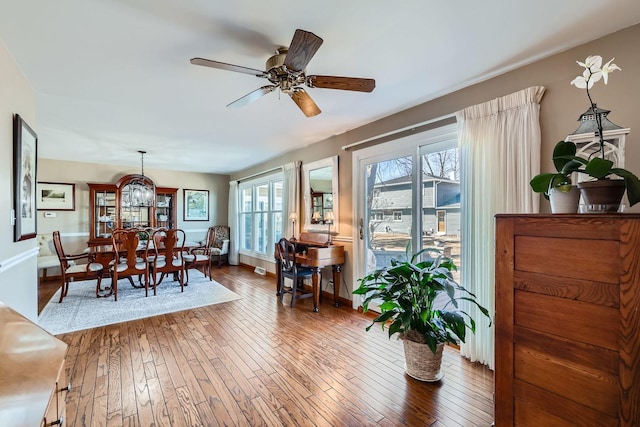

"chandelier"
[123,150,155,208]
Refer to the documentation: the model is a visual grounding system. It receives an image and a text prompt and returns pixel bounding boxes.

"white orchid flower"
[571,68,602,89]
[601,58,621,84]
[571,74,588,89]
[577,55,603,71]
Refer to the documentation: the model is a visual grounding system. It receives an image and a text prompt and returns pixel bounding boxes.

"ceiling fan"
[190,29,375,117]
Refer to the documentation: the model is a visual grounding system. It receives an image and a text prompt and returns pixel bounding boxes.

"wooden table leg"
[275,258,282,296]
[312,267,321,312]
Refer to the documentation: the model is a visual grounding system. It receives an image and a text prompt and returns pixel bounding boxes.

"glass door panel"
[420,146,460,283]
[364,155,413,273]
[95,190,116,239]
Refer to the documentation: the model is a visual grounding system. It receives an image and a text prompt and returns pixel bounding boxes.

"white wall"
[0,40,38,320]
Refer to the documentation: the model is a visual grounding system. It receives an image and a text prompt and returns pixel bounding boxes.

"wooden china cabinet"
[88,174,177,246]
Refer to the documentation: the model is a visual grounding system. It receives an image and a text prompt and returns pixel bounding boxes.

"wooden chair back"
[52,230,70,270]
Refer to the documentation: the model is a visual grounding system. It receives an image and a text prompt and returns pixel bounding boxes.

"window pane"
[241,213,252,250]
[274,211,283,242]
[273,180,283,211]
[255,212,268,253]
[241,188,252,212]
[256,184,269,211]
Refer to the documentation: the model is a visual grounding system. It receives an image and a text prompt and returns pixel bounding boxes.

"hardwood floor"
[49,266,494,426]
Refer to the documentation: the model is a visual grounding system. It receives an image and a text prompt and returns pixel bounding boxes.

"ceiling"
[2,1,640,175]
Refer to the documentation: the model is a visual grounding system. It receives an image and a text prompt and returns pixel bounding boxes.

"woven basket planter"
[402,340,444,382]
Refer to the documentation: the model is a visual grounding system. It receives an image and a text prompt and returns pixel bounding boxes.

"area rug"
[38,270,241,335]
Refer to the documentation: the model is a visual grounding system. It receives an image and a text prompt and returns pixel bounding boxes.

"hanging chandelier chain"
[139,150,146,178]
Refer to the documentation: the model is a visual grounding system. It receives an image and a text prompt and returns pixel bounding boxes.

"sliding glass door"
[352,124,459,308]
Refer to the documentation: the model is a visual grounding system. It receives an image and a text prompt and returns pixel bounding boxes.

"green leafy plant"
[530,140,581,199]
[353,245,491,354]
[551,140,640,206]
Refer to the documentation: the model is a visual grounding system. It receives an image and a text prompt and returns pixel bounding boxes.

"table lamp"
[312,211,322,224]
[288,212,298,240]
[324,211,335,245]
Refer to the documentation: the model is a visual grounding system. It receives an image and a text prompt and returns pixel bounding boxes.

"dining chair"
[110,228,151,301]
[52,231,105,303]
[149,228,186,292]
[276,237,314,308]
[183,226,214,284]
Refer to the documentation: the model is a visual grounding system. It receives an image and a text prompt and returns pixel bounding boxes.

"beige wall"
[0,40,39,320]
[232,24,640,297]
[37,158,230,253]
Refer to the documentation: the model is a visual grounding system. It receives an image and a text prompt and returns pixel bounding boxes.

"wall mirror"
[302,155,339,233]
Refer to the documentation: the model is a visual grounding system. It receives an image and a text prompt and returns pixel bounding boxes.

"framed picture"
[13,114,38,241]
[37,182,76,211]
[184,189,209,221]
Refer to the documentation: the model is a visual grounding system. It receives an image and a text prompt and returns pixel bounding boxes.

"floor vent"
[254,266,267,276]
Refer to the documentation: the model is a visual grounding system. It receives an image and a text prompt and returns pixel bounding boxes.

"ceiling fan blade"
[283,29,323,72]
[307,75,376,92]
[290,88,321,117]
[190,58,267,77]
[227,85,276,108]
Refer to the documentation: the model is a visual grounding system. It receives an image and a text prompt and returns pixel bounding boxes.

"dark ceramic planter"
[577,179,626,212]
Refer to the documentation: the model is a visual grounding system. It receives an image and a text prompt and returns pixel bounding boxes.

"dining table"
[86,240,199,296]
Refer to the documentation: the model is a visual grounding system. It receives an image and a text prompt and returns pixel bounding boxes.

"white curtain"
[228,180,239,265]
[457,86,545,369]
[283,161,301,239]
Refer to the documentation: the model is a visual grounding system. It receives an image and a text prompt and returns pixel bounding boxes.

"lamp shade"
[289,212,298,220]
[324,211,335,222]
[312,211,322,221]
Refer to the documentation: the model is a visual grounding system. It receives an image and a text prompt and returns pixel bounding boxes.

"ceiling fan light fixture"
[191,29,375,117]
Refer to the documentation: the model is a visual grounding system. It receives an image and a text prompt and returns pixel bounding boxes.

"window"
[371,211,384,221]
[238,171,284,258]
[393,211,402,221]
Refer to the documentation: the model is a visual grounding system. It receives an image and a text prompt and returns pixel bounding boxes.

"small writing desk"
[274,232,345,312]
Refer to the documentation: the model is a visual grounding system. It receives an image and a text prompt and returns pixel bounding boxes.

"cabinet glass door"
[156,193,173,229]
[120,188,152,229]
[95,190,116,239]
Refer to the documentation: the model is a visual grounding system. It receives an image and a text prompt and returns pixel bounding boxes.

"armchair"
[209,225,230,268]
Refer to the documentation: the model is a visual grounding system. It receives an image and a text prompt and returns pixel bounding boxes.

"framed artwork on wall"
[184,189,209,221]
[13,114,38,241]
[36,182,76,211]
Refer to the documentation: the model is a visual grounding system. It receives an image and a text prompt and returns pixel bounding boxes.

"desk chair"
[52,231,104,303]
[276,237,314,308]
[111,229,151,301]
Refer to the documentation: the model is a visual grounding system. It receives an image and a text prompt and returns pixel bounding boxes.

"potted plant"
[561,55,640,210]
[353,245,490,381]
[530,140,582,213]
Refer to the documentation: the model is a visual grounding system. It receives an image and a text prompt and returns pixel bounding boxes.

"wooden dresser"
[0,301,68,426]
[495,214,640,426]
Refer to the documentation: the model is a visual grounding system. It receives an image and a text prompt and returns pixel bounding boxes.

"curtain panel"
[456,86,545,369]
[227,180,239,265]
[283,161,301,238]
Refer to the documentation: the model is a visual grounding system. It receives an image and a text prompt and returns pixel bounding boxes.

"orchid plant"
[570,55,621,159]
[547,54,640,206]
[531,55,640,206]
